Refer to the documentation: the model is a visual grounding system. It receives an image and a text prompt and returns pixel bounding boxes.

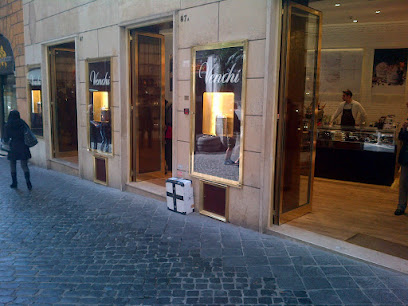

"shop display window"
[27,68,43,136]
[1,74,17,128]
[191,41,247,186]
[88,59,112,154]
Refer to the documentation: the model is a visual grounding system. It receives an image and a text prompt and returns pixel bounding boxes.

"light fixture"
[335,3,341,6]
[353,19,358,23]
[375,10,381,14]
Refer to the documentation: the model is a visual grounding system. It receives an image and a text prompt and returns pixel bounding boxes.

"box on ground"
[166,177,194,214]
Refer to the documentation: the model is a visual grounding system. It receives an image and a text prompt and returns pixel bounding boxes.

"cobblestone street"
[0,157,407,305]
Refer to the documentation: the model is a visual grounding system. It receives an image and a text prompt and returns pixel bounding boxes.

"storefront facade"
[22,0,283,232]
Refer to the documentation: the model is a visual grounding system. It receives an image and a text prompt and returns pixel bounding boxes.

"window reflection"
[90,91,111,153]
[2,74,17,124]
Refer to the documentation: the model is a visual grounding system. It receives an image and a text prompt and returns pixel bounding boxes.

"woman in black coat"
[3,110,32,190]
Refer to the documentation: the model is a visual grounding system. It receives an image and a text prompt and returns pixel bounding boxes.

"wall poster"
[191,41,247,187]
[308,49,363,96]
[372,48,408,95]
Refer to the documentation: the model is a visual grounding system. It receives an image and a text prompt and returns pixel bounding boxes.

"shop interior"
[286,0,408,259]
[129,22,173,187]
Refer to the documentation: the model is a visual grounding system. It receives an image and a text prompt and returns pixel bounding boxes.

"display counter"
[315,126,397,186]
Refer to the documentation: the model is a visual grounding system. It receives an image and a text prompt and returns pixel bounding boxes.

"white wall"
[320,21,408,126]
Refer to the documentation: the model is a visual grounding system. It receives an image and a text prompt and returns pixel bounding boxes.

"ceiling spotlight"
[375,10,381,14]
[335,3,341,6]
[353,19,358,23]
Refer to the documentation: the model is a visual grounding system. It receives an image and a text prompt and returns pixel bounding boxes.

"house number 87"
[180,14,189,22]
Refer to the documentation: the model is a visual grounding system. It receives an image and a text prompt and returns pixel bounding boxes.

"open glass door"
[274,2,322,224]
[130,32,165,181]
[49,45,78,162]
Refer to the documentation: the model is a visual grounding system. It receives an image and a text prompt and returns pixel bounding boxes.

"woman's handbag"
[1,139,10,152]
[24,126,38,148]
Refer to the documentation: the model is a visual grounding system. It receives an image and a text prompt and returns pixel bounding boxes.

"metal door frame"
[273,1,322,225]
[48,47,76,158]
[130,31,165,182]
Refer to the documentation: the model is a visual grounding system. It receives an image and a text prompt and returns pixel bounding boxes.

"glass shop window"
[27,68,43,136]
[88,59,112,154]
[191,42,247,186]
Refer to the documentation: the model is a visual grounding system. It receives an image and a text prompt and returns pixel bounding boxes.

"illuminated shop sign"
[0,35,14,75]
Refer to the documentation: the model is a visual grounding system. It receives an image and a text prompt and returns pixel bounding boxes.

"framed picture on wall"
[372,48,408,94]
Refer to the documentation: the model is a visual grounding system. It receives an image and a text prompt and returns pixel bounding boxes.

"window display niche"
[27,68,43,136]
[87,59,112,154]
[191,41,247,187]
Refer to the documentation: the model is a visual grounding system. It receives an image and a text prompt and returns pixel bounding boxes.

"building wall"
[23,0,280,231]
[175,0,270,230]
[0,0,26,121]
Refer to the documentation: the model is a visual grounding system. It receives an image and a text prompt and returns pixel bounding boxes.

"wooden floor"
[287,177,408,249]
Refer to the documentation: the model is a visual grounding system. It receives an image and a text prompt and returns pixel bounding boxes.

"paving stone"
[276,277,306,290]
[271,265,298,277]
[327,276,359,289]
[336,288,372,304]
[363,289,403,305]
[0,158,407,304]
[308,289,342,305]
[380,276,408,289]
[391,288,408,304]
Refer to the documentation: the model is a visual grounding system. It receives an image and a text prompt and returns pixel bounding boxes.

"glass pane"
[30,89,43,136]
[192,45,245,183]
[54,50,77,153]
[282,7,319,213]
[88,60,112,154]
[137,35,162,174]
[3,74,17,123]
[28,68,43,136]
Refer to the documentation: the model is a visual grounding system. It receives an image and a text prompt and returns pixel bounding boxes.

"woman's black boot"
[10,173,17,188]
[24,172,32,190]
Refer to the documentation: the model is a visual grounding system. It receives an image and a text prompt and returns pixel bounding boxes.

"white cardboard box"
[166,177,194,214]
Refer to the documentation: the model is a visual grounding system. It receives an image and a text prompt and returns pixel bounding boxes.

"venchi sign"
[195,46,244,87]
[88,60,111,91]
[198,62,241,84]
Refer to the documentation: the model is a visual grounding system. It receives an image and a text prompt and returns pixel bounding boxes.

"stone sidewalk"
[0,156,407,305]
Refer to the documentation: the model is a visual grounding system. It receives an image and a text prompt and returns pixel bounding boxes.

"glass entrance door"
[130,32,165,181]
[49,46,78,161]
[274,3,322,224]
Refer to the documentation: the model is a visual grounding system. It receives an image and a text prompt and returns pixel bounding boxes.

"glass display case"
[315,125,397,186]
[317,125,396,153]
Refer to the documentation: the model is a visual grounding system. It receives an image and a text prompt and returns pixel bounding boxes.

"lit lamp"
[202,92,234,136]
[92,91,109,121]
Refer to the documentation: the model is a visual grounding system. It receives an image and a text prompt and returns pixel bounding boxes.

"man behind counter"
[330,89,367,128]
